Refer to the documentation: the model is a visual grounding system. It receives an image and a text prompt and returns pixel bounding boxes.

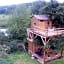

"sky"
[45,0,64,3]
[0,0,64,6]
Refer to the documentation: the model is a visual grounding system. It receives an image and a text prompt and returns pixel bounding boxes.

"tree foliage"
[31,1,47,14]
[8,4,31,43]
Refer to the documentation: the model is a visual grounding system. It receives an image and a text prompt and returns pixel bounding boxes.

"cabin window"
[40,20,44,22]
[47,21,50,25]
[34,23,36,25]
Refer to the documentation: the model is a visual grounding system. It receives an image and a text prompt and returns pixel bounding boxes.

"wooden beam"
[41,36,51,46]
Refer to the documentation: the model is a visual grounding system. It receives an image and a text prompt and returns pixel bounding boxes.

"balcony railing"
[27,27,64,37]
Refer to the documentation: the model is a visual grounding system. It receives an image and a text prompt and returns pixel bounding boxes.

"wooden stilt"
[41,36,50,46]
[40,36,51,64]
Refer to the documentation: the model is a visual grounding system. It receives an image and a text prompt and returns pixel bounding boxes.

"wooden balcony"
[27,27,64,37]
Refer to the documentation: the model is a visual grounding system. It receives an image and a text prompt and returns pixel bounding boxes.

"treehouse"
[27,15,64,64]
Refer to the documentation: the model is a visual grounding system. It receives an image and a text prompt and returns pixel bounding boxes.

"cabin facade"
[27,15,64,64]
[31,15,52,30]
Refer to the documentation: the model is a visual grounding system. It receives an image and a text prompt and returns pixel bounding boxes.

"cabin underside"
[27,41,62,64]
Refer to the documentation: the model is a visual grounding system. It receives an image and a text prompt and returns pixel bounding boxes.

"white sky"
[0,0,64,6]
[45,0,64,3]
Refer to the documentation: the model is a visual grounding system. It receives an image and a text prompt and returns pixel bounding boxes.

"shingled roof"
[33,15,50,20]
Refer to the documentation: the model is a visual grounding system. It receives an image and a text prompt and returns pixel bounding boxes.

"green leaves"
[8,4,31,43]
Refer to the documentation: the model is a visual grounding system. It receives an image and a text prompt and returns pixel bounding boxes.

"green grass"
[0,58,13,64]
[0,52,64,64]
[0,14,10,27]
[8,52,39,64]
[48,58,64,64]
[0,52,39,64]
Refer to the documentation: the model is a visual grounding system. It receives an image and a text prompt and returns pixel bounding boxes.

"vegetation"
[0,52,39,64]
[48,58,64,64]
[0,52,64,64]
[8,4,31,43]
[0,15,10,27]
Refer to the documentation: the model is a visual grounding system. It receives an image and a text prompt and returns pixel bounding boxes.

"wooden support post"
[41,36,51,46]
[41,36,51,64]
[41,37,46,46]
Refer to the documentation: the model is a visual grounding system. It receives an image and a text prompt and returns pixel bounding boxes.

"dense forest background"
[0,0,64,53]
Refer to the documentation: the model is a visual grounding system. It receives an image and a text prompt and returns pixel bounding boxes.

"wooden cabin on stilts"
[27,15,64,64]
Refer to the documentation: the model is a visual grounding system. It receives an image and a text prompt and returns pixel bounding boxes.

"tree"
[8,4,31,43]
[31,1,47,14]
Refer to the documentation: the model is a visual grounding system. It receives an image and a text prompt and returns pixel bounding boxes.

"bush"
[0,39,26,54]
[7,40,26,53]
